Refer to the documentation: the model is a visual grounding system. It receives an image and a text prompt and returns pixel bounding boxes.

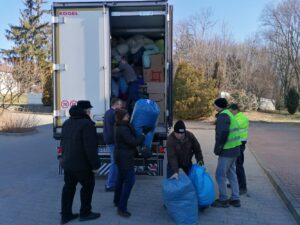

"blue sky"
[0,0,281,51]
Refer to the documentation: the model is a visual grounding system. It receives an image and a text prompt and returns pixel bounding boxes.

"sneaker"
[117,210,131,218]
[79,212,101,221]
[60,213,79,225]
[211,199,229,208]
[239,188,247,195]
[105,186,115,192]
[229,199,241,207]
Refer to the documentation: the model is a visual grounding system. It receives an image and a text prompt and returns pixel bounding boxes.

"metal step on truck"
[52,0,173,176]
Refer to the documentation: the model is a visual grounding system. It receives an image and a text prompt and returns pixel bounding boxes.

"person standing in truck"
[60,100,101,224]
[112,56,139,114]
[166,120,204,179]
[103,97,123,192]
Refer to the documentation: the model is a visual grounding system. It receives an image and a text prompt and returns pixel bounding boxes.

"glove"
[214,146,223,156]
[198,160,204,166]
[169,173,178,180]
[142,126,152,135]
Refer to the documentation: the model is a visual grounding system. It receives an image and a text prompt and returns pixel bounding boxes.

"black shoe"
[211,199,229,208]
[105,186,115,192]
[79,212,101,221]
[61,213,79,225]
[239,188,247,195]
[229,199,241,207]
[117,210,131,218]
[199,206,209,212]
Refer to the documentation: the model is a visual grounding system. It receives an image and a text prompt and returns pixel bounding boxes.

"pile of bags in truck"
[111,35,166,123]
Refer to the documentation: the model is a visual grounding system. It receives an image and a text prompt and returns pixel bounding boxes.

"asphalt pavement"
[0,119,297,225]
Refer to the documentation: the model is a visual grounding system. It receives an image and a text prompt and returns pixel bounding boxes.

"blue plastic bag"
[189,164,215,208]
[162,173,198,225]
[131,99,160,150]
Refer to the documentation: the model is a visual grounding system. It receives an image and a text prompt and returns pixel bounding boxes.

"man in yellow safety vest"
[212,98,241,208]
[229,103,249,195]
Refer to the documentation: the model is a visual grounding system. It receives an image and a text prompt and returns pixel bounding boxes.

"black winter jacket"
[60,106,100,172]
[115,121,144,171]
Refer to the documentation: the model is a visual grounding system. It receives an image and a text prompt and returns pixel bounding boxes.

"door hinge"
[53,64,67,71]
[52,16,65,24]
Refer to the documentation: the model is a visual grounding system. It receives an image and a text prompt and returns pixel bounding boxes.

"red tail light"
[57,147,63,156]
[159,146,165,153]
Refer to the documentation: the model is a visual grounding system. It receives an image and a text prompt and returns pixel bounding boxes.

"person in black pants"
[113,108,147,217]
[60,101,101,224]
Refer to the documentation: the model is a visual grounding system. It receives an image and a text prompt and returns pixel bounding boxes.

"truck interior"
[109,5,168,130]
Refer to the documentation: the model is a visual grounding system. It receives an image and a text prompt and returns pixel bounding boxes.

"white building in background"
[0,63,20,94]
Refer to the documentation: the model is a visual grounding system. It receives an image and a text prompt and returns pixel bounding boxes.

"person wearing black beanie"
[212,98,241,208]
[166,120,204,179]
[214,98,228,109]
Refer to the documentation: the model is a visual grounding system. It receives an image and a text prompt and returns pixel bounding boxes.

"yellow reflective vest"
[220,109,241,149]
[235,112,249,142]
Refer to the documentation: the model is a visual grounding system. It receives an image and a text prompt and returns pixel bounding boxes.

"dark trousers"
[114,169,135,212]
[127,81,139,114]
[61,170,95,216]
[166,163,191,178]
[236,142,247,190]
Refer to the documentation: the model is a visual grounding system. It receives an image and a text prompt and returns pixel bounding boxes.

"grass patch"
[0,111,39,133]
[244,111,300,123]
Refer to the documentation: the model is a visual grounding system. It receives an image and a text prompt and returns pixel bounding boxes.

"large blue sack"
[189,164,215,208]
[131,99,160,150]
[162,173,198,225]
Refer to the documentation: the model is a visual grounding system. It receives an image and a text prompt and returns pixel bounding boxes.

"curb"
[249,144,300,225]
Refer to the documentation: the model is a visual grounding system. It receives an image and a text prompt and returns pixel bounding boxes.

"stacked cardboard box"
[147,82,165,123]
[143,54,164,82]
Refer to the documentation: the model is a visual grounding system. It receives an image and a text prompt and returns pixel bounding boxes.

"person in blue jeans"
[212,98,241,208]
[113,109,148,217]
[103,98,123,191]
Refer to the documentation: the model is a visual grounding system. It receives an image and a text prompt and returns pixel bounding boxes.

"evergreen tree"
[174,62,218,119]
[2,0,52,106]
[286,88,299,115]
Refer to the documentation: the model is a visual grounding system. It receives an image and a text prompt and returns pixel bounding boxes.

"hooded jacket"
[60,106,100,172]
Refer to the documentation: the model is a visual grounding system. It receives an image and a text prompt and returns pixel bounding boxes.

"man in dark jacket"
[60,100,101,224]
[103,97,123,191]
[166,120,204,179]
[212,98,241,208]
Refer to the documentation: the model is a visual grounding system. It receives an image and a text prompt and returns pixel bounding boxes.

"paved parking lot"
[0,122,297,225]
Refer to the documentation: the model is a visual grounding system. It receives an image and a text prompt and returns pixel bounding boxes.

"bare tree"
[261,0,300,97]
[0,59,40,113]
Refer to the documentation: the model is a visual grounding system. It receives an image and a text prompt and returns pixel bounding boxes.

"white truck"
[52,0,173,176]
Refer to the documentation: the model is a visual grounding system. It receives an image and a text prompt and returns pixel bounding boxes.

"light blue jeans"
[106,144,118,188]
[215,156,239,201]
